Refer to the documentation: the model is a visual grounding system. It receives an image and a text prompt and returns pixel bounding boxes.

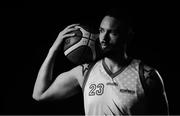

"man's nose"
[102,32,110,42]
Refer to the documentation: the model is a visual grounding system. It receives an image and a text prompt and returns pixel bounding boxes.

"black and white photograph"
[1,1,179,115]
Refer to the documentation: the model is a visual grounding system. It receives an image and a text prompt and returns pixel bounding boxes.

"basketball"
[63,25,99,65]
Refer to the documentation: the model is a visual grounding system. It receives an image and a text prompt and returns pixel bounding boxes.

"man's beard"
[101,45,124,58]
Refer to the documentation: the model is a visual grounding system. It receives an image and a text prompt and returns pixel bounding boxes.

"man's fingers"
[62,26,79,35]
[65,23,80,30]
[63,33,75,39]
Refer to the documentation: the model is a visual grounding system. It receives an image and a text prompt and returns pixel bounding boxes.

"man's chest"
[83,65,144,108]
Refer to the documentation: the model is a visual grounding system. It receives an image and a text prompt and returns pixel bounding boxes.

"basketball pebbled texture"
[66,45,93,65]
[63,25,99,65]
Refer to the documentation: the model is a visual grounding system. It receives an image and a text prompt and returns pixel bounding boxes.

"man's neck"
[104,53,129,74]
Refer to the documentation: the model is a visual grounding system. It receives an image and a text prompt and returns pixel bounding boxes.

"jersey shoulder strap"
[139,61,153,95]
[81,62,96,91]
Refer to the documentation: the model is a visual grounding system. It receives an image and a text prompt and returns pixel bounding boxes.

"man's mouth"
[101,41,108,46]
[101,43,108,48]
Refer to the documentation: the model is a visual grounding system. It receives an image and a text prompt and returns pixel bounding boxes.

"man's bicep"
[40,70,80,101]
[146,69,169,114]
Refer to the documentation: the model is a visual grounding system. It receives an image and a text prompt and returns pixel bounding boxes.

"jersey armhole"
[139,62,157,95]
[139,62,148,95]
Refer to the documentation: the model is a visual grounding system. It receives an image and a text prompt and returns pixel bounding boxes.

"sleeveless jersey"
[83,59,147,115]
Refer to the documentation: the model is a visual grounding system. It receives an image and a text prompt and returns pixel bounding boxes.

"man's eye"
[111,32,118,36]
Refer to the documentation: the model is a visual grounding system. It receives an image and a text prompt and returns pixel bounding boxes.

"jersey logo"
[82,64,90,75]
[89,83,104,96]
[119,89,135,94]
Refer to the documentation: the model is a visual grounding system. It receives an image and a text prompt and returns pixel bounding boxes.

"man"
[32,8,169,115]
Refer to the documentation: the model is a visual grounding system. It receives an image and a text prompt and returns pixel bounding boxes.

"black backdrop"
[2,1,179,115]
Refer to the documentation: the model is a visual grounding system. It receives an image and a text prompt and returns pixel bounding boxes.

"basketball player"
[32,8,169,115]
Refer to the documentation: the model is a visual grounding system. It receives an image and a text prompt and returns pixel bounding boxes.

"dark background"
[2,1,179,115]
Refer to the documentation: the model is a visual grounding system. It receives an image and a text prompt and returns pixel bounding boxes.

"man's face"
[99,16,125,55]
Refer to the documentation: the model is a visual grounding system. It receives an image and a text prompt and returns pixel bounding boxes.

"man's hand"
[50,24,80,52]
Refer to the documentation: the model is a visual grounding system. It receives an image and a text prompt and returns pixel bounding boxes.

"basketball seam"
[66,45,88,56]
[64,37,89,56]
[64,36,95,51]
[78,33,91,63]
[66,46,92,64]
[78,36,96,41]
[64,26,98,64]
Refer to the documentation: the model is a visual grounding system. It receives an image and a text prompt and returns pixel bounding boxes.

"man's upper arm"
[144,66,169,114]
[39,65,84,101]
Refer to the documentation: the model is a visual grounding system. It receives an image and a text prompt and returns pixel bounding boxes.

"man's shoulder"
[128,58,153,71]
[81,60,102,75]
[137,60,165,94]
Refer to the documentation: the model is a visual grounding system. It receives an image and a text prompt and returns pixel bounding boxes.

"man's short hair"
[105,7,133,29]
[104,7,134,45]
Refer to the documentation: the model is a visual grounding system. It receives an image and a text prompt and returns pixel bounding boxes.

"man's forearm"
[32,49,57,100]
[32,24,79,101]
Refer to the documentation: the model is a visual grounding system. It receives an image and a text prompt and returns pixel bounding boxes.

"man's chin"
[102,48,112,56]
[102,47,122,57]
